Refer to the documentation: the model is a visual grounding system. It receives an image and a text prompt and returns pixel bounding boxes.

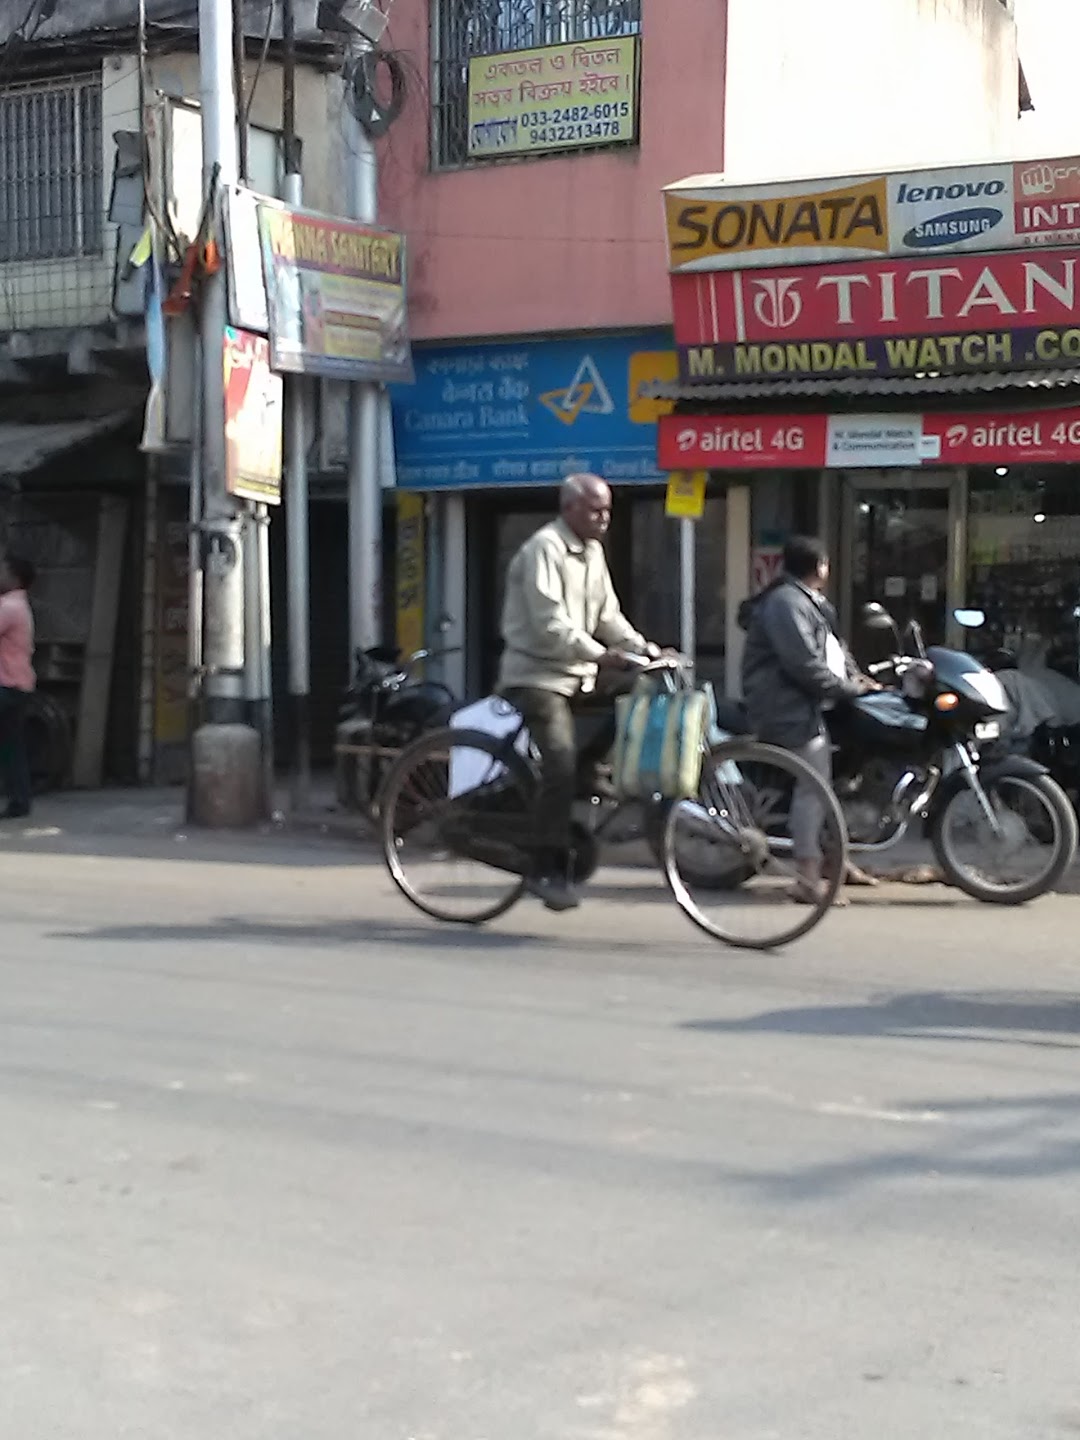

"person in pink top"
[0,554,36,818]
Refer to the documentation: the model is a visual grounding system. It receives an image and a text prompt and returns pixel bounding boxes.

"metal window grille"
[0,74,104,263]
[431,0,641,169]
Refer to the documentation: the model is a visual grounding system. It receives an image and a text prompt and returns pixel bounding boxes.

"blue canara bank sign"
[391,331,676,490]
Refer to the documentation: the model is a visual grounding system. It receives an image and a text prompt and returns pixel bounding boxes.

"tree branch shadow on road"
[681,992,1080,1198]
[732,1088,1080,1201]
[682,990,1080,1049]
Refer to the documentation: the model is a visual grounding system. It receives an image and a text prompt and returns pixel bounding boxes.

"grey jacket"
[740,576,860,747]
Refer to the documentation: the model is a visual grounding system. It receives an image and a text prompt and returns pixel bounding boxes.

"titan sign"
[672,248,1080,382]
[665,157,1080,273]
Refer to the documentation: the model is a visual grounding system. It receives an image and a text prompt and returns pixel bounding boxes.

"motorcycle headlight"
[962,670,1008,712]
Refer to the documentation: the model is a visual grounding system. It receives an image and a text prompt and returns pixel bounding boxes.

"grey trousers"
[789,732,832,864]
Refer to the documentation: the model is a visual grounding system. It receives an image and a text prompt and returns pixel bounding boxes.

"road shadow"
[49,914,538,951]
[684,990,1080,1049]
[743,1087,1080,1200]
[687,993,1080,1197]
[0,824,380,870]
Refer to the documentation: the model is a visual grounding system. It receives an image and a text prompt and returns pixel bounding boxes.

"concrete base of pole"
[189,722,263,828]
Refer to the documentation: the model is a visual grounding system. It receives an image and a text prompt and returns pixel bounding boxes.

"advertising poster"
[223,326,284,504]
[395,492,425,657]
[258,204,412,383]
[468,36,639,159]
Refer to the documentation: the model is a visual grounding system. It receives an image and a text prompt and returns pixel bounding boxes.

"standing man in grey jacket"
[741,535,874,899]
[498,473,662,911]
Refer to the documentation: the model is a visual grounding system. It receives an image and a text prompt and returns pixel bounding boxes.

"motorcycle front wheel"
[930,771,1078,904]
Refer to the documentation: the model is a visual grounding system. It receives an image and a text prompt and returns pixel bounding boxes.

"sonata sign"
[672,248,1080,381]
[657,407,1080,471]
[662,154,1080,272]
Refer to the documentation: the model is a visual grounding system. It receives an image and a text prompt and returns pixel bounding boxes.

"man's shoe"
[1,803,30,820]
[525,873,581,912]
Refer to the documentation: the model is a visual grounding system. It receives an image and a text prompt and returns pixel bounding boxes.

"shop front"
[392,330,700,698]
[658,401,1080,694]
[660,151,1080,697]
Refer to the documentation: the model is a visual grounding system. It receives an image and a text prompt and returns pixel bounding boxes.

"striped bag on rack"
[612,688,709,801]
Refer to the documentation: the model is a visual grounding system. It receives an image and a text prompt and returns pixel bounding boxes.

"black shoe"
[524,873,581,912]
[1,803,30,820]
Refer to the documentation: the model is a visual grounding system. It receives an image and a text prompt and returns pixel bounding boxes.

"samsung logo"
[903,207,1004,249]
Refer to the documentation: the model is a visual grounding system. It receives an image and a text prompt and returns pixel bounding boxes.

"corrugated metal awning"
[645,369,1080,404]
[0,412,135,482]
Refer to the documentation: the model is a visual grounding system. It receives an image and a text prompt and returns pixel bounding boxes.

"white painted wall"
[724,0,1019,180]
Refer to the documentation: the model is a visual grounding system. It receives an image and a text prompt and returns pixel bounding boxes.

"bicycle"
[376,658,848,950]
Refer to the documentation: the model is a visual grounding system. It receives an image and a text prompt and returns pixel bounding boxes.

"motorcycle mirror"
[860,602,897,632]
[954,608,986,629]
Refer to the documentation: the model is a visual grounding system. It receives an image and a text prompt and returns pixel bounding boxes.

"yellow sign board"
[664,178,889,271]
[396,492,425,658]
[628,349,677,426]
[467,36,639,160]
[665,471,707,520]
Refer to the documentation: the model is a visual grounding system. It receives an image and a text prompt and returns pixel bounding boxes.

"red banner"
[658,406,1080,471]
[672,248,1080,346]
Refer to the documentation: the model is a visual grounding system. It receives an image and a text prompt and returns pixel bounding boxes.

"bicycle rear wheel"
[662,740,847,950]
[379,727,535,925]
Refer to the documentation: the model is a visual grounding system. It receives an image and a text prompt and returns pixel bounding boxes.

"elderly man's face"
[565,478,612,542]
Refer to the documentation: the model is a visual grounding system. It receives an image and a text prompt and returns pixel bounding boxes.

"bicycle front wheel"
[662,740,848,950]
[379,726,535,925]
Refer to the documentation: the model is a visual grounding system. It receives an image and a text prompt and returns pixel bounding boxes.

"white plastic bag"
[448,697,530,798]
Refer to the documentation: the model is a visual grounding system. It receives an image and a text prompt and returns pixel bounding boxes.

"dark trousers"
[501,676,633,855]
[0,687,31,812]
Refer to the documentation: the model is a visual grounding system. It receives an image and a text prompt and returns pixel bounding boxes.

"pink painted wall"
[378,0,728,341]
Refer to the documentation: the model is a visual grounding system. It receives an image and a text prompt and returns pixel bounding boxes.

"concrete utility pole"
[344,57,383,658]
[190,0,263,826]
[282,0,312,808]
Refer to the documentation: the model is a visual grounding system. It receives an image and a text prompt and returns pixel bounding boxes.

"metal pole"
[282,0,311,807]
[679,516,696,673]
[231,0,248,182]
[191,0,261,824]
[345,59,382,655]
[185,331,204,822]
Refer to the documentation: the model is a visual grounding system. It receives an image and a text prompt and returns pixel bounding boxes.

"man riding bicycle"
[498,474,664,913]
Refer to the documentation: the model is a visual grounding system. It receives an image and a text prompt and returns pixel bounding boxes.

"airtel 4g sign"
[658,407,1080,471]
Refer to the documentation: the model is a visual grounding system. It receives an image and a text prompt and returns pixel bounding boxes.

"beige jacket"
[497,518,647,696]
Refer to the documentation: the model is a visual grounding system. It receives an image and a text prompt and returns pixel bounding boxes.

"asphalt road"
[2,820,1080,1439]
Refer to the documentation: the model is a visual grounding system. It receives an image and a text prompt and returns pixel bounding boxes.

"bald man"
[498,474,659,911]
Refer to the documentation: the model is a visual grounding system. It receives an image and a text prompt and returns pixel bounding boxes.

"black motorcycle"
[825,604,1078,903]
[336,646,458,816]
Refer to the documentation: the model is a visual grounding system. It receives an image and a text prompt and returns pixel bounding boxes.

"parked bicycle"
[336,646,458,817]
[377,656,849,950]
